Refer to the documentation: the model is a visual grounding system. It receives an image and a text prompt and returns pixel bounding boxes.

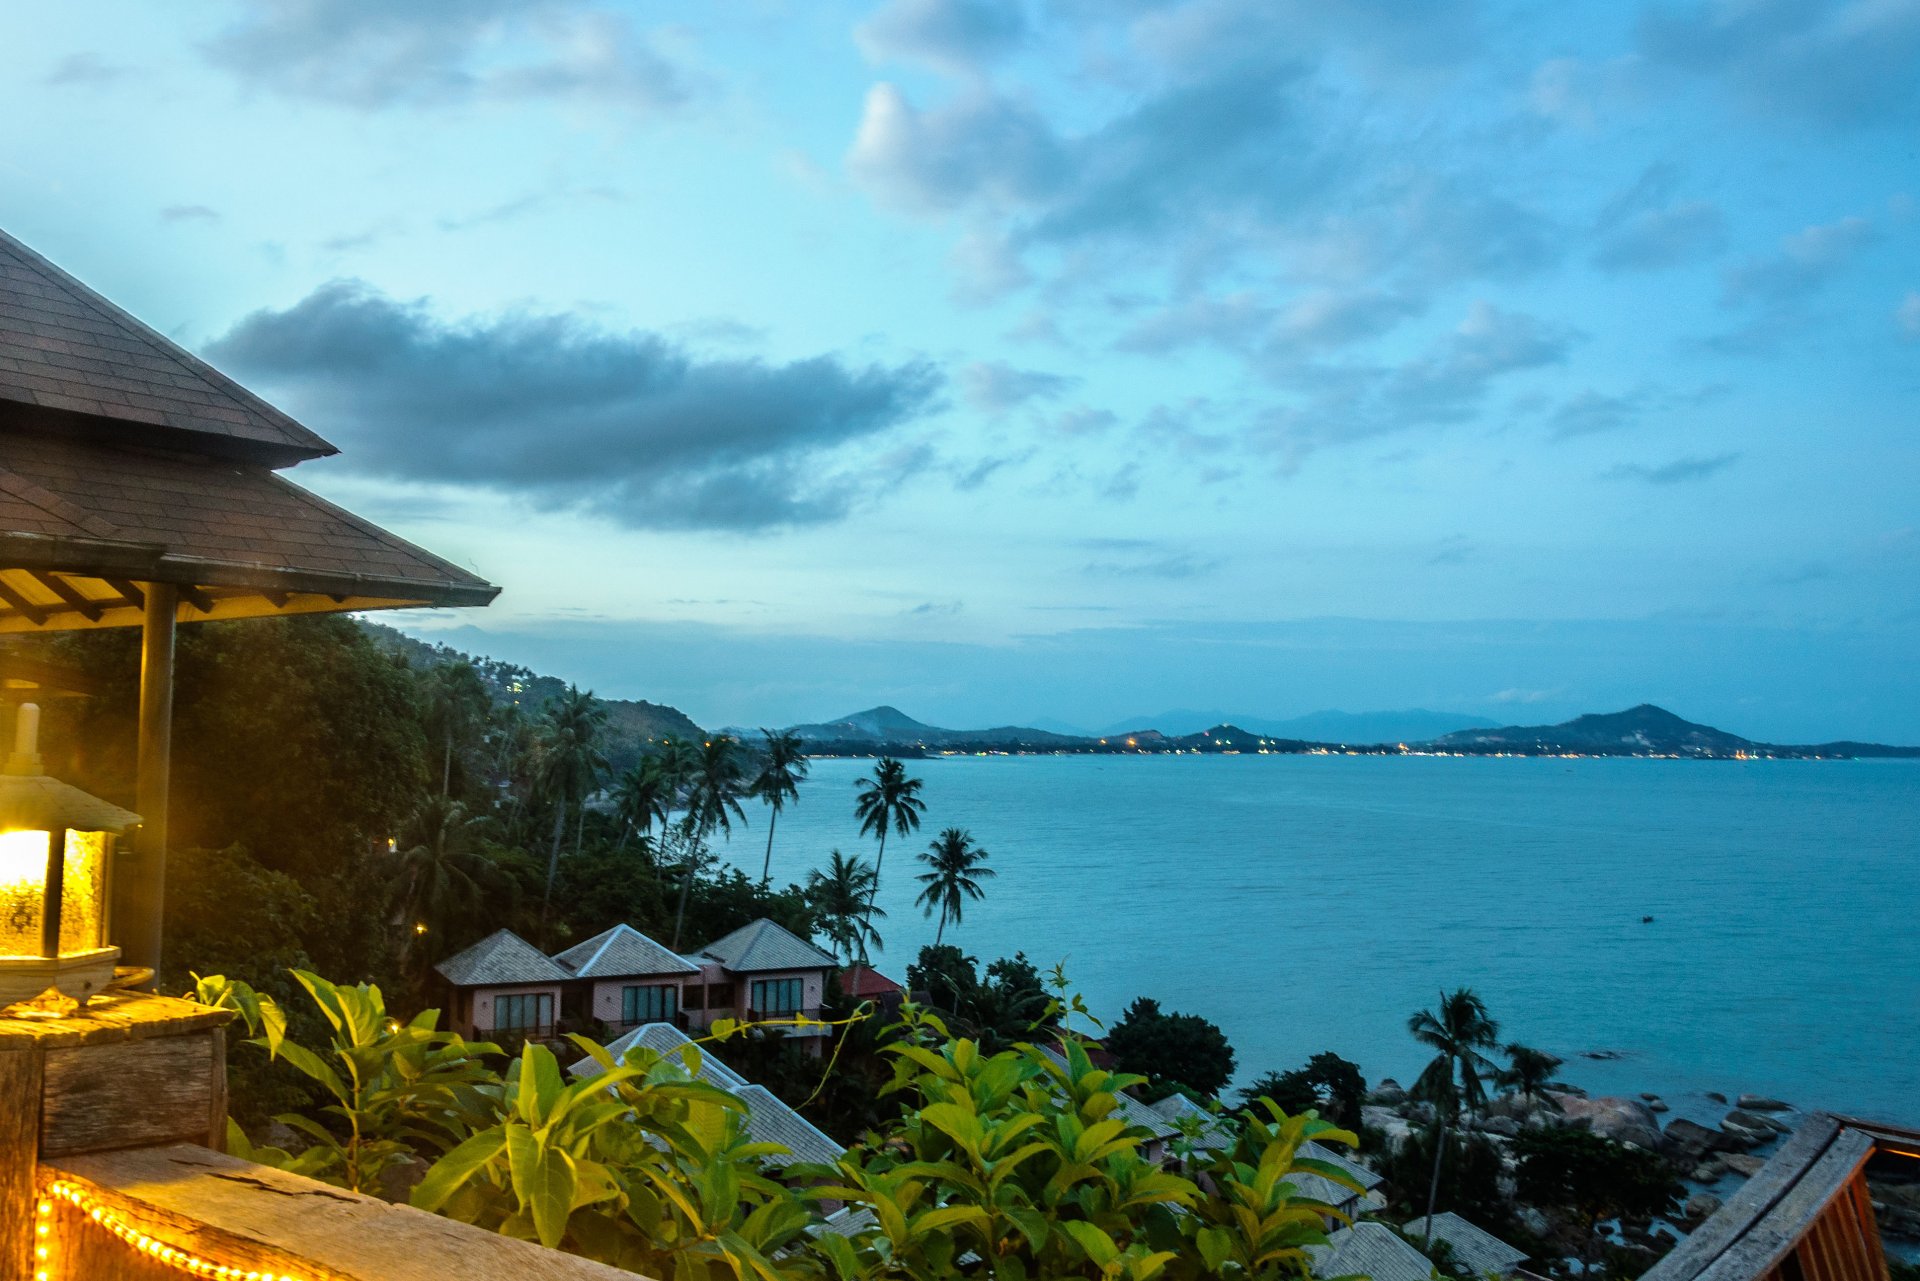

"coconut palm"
[1408,987,1501,1247]
[671,736,749,949]
[914,827,994,945]
[389,794,498,966]
[534,685,609,934]
[750,729,808,882]
[1498,1043,1566,1112]
[610,754,676,853]
[420,658,490,797]
[853,756,926,929]
[807,849,884,965]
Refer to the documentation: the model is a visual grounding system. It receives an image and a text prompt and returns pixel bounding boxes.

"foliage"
[1238,1053,1365,1127]
[808,850,884,965]
[852,756,926,926]
[913,826,995,945]
[905,947,1059,1053]
[1407,989,1501,1117]
[750,729,809,881]
[1106,997,1238,1101]
[208,970,1357,1281]
[1383,1127,1510,1230]
[1512,1128,1683,1271]
[1498,1043,1566,1109]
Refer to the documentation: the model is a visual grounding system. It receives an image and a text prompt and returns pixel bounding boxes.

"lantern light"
[0,703,140,1008]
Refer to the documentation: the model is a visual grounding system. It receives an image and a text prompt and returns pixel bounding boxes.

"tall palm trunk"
[442,732,453,796]
[934,907,947,947]
[1422,1115,1448,1251]
[671,835,700,950]
[863,829,888,928]
[540,800,566,941]
[760,810,778,882]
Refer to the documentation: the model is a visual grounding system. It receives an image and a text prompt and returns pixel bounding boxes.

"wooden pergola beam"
[104,578,145,609]
[28,570,104,622]
[0,577,50,626]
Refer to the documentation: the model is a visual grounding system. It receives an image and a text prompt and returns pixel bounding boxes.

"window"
[622,984,678,1025]
[685,982,734,1012]
[750,977,806,1016]
[493,992,552,1034]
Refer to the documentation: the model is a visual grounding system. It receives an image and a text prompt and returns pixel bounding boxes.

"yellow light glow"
[0,829,107,958]
[42,1181,307,1281]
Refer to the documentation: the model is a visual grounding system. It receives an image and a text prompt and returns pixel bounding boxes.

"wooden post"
[0,1048,44,1281]
[120,582,176,976]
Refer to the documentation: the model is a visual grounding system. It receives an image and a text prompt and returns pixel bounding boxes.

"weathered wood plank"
[47,1145,647,1281]
[207,1024,228,1151]
[40,1032,216,1157]
[0,991,229,1052]
[1644,1115,1843,1281]
[0,1049,43,1281]
[1697,1128,1875,1281]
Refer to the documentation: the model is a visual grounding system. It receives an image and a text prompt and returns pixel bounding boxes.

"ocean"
[716,754,1920,1123]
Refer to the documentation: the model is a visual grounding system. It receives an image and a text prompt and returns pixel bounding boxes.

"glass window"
[622,984,678,1024]
[750,977,806,1016]
[494,992,552,1033]
[685,983,734,1011]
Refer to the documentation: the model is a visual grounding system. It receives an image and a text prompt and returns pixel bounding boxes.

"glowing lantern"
[0,703,139,1007]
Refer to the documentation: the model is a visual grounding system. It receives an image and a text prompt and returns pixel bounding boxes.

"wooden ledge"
[0,991,231,1050]
[42,1144,645,1281]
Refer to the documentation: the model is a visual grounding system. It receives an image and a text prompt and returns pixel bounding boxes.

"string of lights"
[38,1179,308,1281]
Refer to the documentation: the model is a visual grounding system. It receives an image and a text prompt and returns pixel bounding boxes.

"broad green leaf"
[506,1125,577,1249]
[412,1129,508,1211]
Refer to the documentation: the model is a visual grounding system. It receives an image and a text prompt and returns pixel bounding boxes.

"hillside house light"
[0,703,139,1007]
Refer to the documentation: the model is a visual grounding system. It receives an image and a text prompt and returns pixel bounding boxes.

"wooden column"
[120,582,177,976]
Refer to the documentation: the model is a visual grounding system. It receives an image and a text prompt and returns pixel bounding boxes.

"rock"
[1640,1092,1660,1102]
[1726,1108,1791,1135]
[1362,1105,1414,1153]
[1664,1119,1729,1162]
[1684,1193,1724,1224]
[1722,1153,1767,1177]
[1737,1094,1791,1112]
[1719,1117,1771,1149]
[1368,1079,1408,1106]
[1649,1098,1670,1113]
[1548,1092,1664,1151]
[1706,1092,1728,1104]
[1479,1115,1521,1138]
[1691,1159,1727,1182]
[1403,1101,1437,1126]
[1580,1049,1630,1061]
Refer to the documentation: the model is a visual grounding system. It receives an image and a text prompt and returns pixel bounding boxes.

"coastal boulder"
[1479,1115,1522,1138]
[1663,1119,1728,1162]
[1691,1159,1727,1182]
[1363,1105,1414,1153]
[1722,1153,1768,1178]
[1684,1194,1724,1226]
[1548,1092,1664,1151]
[1727,1108,1791,1136]
[1737,1094,1791,1112]
[1720,1116,1772,1149]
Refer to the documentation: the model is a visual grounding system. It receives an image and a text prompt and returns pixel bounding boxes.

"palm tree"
[1408,988,1501,1248]
[389,794,498,967]
[914,827,994,945]
[610,755,675,853]
[852,756,926,930]
[420,658,489,796]
[533,685,609,935]
[1498,1043,1565,1112]
[671,736,748,949]
[807,850,884,965]
[750,729,808,882]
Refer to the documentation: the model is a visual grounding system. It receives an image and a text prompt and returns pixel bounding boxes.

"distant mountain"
[1103,708,1499,743]
[785,705,1087,751]
[1434,704,1751,755]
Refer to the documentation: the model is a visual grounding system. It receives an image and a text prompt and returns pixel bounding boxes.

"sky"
[3,0,1918,741]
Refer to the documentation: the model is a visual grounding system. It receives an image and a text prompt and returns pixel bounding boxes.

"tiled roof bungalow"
[435,916,839,1051]
[1404,1212,1529,1279]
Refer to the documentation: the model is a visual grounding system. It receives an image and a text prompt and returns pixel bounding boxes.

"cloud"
[1379,301,1577,424]
[1637,0,1920,126]
[201,0,697,111]
[1899,291,1920,339]
[856,0,1027,73]
[1595,200,1726,271]
[958,361,1078,413]
[160,204,221,224]
[1081,550,1221,580]
[1604,452,1740,484]
[848,83,1067,214]
[46,52,133,86]
[1550,390,1641,438]
[435,187,622,232]
[1526,54,1647,129]
[1722,215,1877,305]
[205,280,943,530]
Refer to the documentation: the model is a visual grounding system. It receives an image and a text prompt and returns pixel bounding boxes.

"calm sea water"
[715,755,1920,1122]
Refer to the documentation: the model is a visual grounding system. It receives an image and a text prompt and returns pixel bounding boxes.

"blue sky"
[3,0,1917,740]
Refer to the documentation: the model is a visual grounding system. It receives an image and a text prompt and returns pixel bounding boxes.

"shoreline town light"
[0,702,139,1007]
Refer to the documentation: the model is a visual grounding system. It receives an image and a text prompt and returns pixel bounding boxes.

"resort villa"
[436,916,840,1051]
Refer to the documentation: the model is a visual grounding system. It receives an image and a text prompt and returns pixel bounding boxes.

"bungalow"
[1310,1223,1439,1281]
[1403,1212,1529,1279]
[434,928,571,1042]
[1294,1139,1389,1222]
[838,963,906,1018]
[684,918,840,1052]
[552,922,700,1032]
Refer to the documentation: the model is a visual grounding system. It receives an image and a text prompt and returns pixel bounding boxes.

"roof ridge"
[578,925,624,976]
[0,230,335,459]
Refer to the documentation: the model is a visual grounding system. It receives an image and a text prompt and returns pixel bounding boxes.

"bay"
[717,755,1920,1122]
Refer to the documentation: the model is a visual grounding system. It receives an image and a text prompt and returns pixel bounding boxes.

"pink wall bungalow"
[435,916,838,1052]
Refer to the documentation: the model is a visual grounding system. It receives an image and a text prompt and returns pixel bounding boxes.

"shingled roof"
[0,229,334,464]
[1310,1224,1437,1281]
[553,923,699,979]
[695,918,837,974]
[738,1084,845,1169]
[1403,1213,1527,1277]
[436,929,572,988]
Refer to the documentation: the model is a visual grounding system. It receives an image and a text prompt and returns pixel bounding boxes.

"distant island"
[763,702,1920,761]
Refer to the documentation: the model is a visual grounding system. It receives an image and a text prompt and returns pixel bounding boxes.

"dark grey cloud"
[856,0,1027,72]
[1722,215,1876,305]
[206,280,942,530]
[202,0,697,111]
[1604,452,1740,484]
[958,360,1078,413]
[160,204,221,224]
[1550,390,1642,438]
[1637,0,1920,126]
